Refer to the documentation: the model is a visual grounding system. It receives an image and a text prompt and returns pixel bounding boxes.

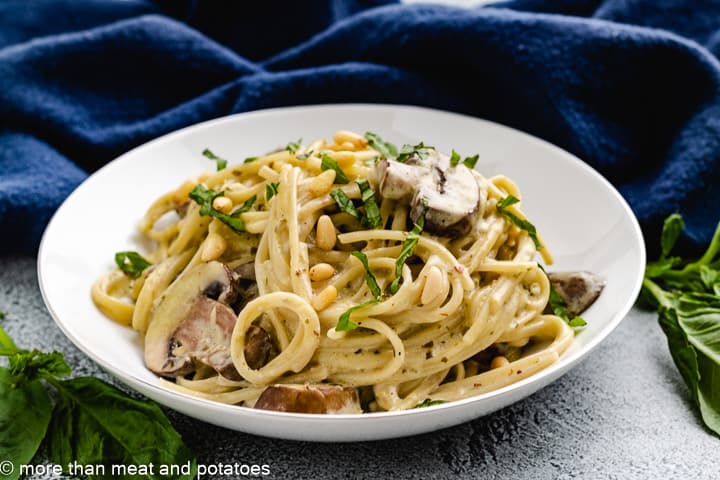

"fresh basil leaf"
[661,213,685,260]
[201,148,227,171]
[232,195,256,217]
[389,201,427,294]
[243,156,258,164]
[330,189,360,219]
[364,132,397,159]
[320,154,349,184]
[643,213,720,437]
[266,182,279,202]
[189,185,251,233]
[296,150,313,160]
[114,251,152,279]
[413,398,447,408]
[47,377,197,480]
[657,293,720,436]
[463,154,479,169]
[496,195,542,250]
[449,150,461,167]
[356,179,381,228]
[396,142,434,163]
[8,350,71,385]
[351,251,382,298]
[0,368,52,480]
[286,138,302,154]
[336,299,378,332]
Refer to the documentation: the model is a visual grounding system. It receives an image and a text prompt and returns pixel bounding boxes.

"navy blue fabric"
[1,0,719,255]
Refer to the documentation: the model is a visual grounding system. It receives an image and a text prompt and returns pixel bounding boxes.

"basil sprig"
[643,214,720,437]
[0,317,196,479]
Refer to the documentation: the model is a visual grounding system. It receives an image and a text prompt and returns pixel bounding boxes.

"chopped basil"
[286,138,302,154]
[335,299,378,332]
[202,148,227,171]
[243,156,258,164]
[296,150,313,160]
[114,251,151,279]
[463,154,479,169]
[189,185,255,233]
[352,251,382,298]
[265,182,279,201]
[389,200,428,294]
[330,189,361,219]
[364,132,398,159]
[357,179,381,228]
[450,149,461,167]
[496,195,542,250]
[320,153,349,184]
[396,142,434,163]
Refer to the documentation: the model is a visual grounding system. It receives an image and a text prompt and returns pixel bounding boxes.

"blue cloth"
[1,0,719,255]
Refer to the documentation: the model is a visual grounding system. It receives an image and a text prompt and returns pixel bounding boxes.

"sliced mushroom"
[379,153,481,237]
[548,271,605,316]
[144,261,270,380]
[254,384,362,414]
[378,158,430,203]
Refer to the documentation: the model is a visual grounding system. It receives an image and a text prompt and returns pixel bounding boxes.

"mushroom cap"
[254,384,362,414]
[145,261,240,378]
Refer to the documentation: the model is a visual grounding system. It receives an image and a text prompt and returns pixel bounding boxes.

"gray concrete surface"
[1,255,717,479]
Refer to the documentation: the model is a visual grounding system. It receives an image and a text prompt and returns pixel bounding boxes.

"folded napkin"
[1,0,718,255]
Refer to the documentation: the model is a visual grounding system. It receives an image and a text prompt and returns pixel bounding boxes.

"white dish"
[38,104,645,442]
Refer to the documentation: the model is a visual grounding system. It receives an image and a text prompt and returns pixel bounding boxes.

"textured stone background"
[1,255,717,479]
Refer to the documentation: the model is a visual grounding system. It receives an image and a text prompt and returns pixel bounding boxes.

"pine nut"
[201,233,227,261]
[490,356,510,369]
[312,285,337,311]
[212,196,233,213]
[421,266,443,305]
[333,130,367,149]
[316,215,336,251]
[309,263,335,281]
[309,170,336,197]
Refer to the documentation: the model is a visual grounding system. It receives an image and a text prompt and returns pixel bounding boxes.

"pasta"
[92,130,577,414]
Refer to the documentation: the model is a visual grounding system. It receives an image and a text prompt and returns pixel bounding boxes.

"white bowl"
[38,104,645,441]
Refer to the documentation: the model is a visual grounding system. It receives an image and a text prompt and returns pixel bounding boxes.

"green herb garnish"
[642,214,720,437]
[266,182,279,202]
[389,200,428,294]
[320,153,349,184]
[114,251,151,279]
[396,142,434,163]
[335,252,384,332]
[335,299,379,332]
[463,154,479,169]
[189,184,255,233]
[243,156,258,164]
[296,150,313,160]
[450,150,461,167]
[0,322,196,479]
[414,398,447,408]
[286,138,302,154]
[202,148,227,171]
[364,132,398,159]
[356,179,381,228]
[352,251,382,298]
[330,189,361,219]
[496,195,542,250]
